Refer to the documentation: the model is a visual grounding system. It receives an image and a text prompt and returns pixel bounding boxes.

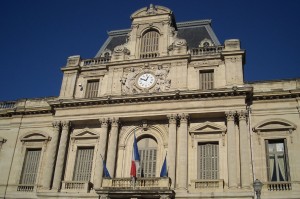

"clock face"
[137,73,156,88]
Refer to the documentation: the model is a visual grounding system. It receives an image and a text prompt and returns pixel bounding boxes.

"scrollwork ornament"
[179,113,189,123]
[61,121,70,130]
[100,118,109,128]
[111,117,119,127]
[167,114,177,124]
[225,111,236,121]
[52,121,60,130]
[238,110,248,121]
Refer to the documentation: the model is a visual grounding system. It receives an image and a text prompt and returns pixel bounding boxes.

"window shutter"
[73,147,94,181]
[198,143,219,180]
[85,80,99,98]
[200,71,214,90]
[20,149,42,185]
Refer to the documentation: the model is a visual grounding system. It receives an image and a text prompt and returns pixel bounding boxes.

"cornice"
[252,89,300,101]
[0,107,53,118]
[48,87,252,109]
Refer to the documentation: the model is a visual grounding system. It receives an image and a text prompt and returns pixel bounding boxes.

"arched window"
[137,136,158,177]
[140,30,159,58]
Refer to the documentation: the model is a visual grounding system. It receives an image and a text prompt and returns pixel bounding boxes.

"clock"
[136,73,156,88]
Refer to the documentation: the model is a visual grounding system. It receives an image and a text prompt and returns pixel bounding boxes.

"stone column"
[226,111,238,188]
[94,118,109,189]
[52,121,70,190]
[238,110,251,188]
[42,121,60,189]
[106,117,119,177]
[177,113,189,190]
[167,114,177,188]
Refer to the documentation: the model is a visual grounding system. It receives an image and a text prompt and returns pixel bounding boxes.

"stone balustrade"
[61,181,92,193]
[140,52,159,59]
[82,57,111,66]
[266,181,292,191]
[190,179,224,192]
[17,184,34,192]
[102,177,170,190]
[191,46,224,56]
[0,101,16,109]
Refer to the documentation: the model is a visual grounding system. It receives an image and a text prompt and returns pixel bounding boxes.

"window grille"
[73,147,94,181]
[140,30,159,58]
[20,149,42,185]
[85,80,99,98]
[266,139,290,182]
[198,143,219,180]
[199,70,214,90]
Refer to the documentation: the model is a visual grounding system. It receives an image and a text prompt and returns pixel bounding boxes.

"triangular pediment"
[190,121,226,134]
[72,128,99,139]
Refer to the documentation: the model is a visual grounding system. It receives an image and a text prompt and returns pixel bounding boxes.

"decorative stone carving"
[167,114,177,124]
[179,113,189,123]
[121,67,139,94]
[0,137,7,151]
[111,117,119,127]
[238,110,248,122]
[121,65,171,94]
[174,39,187,47]
[100,118,109,128]
[61,121,70,130]
[154,65,171,92]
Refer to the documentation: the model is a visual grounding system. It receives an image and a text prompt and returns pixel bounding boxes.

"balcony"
[61,181,92,193]
[191,46,224,57]
[265,181,292,191]
[189,179,224,192]
[97,177,174,198]
[82,57,111,66]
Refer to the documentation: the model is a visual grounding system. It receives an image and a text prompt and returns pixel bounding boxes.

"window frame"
[72,146,95,181]
[265,139,290,182]
[84,79,100,98]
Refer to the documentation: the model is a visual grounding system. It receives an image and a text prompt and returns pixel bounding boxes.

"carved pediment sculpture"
[131,4,172,19]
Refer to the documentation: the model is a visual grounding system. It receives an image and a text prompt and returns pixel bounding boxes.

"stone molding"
[225,111,236,121]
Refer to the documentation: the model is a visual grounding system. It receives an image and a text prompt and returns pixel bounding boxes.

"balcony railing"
[0,101,16,109]
[17,184,34,192]
[266,181,292,191]
[191,46,224,56]
[190,179,224,192]
[82,57,111,66]
[61,181,92,193]
[102,177,170,190]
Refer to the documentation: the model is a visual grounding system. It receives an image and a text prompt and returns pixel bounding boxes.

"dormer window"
[140,30,159,58]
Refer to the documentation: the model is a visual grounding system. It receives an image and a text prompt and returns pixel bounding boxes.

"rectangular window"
[266,139,289,182]
[85,80,99,98]
[20,149,42,185]
[73,147,94,181]
[198,143,219,180]
[138,148,157,177]
[199,70,214,90]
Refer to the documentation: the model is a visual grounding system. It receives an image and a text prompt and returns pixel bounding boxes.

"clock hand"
[140,78,147,81]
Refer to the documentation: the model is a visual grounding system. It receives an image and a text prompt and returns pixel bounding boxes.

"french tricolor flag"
[130,132,140,178]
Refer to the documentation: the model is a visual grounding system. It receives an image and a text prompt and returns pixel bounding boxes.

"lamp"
[253,179,263,199]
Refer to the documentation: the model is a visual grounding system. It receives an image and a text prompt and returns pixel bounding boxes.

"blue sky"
[1,0,299,101]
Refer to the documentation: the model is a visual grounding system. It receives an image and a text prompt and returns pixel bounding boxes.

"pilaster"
[167,114,177,188]
[106,117,119,177]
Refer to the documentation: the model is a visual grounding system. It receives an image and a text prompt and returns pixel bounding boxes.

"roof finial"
[147,4,156,14]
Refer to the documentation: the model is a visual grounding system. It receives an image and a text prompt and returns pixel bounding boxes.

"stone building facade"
[0,5,300,199]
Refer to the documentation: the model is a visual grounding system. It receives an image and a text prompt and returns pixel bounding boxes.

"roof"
[95,19,220,57]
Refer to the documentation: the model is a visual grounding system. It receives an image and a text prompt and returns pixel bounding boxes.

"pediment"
[190,122,226,134]
[20,131,50,142]
[131,5,172,19]
[72,129,99,139]
[253,118,296,132]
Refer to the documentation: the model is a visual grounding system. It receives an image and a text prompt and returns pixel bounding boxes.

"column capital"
[52,121,60,129]
[61,121,70,130]
[237,110,248,121]
[179,113,189,123]
[111,117,119,127]
[100,118,109,127]
[167,114,177,124]
[225,111,236,121]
